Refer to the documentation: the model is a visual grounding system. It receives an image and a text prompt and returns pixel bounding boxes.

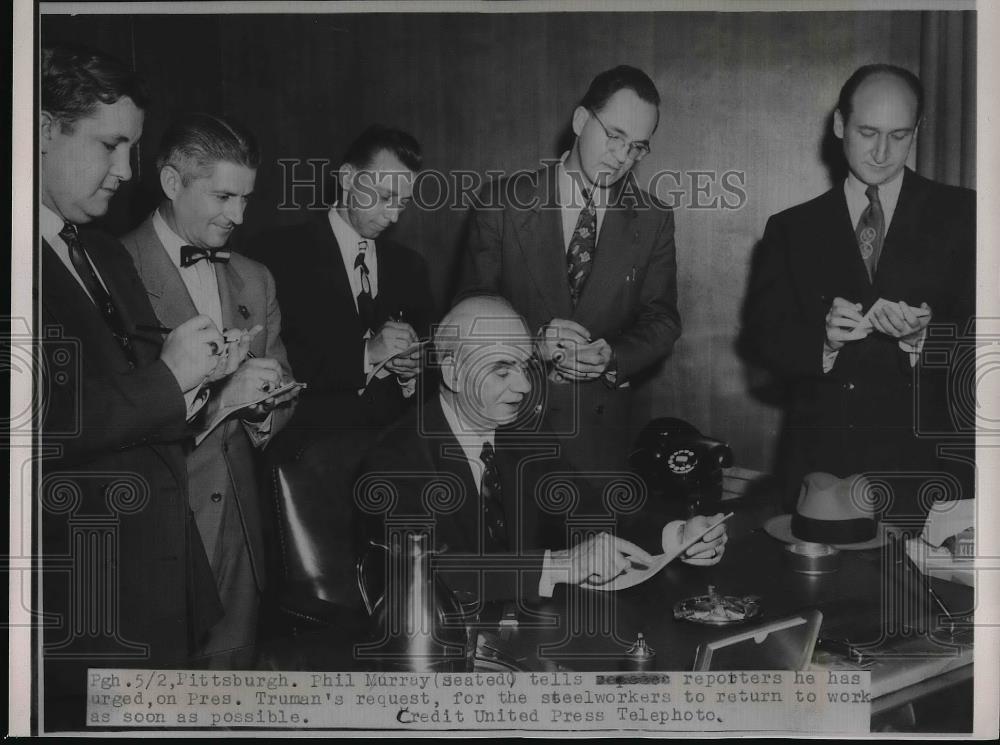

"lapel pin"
[238,305,250,319]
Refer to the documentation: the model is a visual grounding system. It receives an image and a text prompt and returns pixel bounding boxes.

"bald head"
[435,295,534,432]
[834,68,920,187]
[435,295,529,355]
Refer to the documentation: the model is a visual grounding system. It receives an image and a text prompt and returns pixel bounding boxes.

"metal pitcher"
[356,530,471,671]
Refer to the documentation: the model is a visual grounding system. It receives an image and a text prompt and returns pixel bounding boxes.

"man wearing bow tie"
[741,65,975,519]
[122,113,297,663]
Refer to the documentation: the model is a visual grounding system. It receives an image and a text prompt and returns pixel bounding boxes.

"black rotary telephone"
[628,418,734,514]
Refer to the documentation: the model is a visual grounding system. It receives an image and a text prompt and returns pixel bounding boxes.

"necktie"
[567,192,597,305]
[59,223,137,367]
[180,245,231,268]
[479,442,509,552]
[355,240,376,334]
[856,185,884,281]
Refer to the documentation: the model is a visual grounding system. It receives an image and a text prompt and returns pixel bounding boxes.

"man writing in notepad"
[122,113,297,664]
[742,65,975,519]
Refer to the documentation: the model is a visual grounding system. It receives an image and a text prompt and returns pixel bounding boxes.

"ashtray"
[785,542,841,575]
[673,587,761,626]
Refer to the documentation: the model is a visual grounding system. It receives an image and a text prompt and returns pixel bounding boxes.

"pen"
[135,324,172,335]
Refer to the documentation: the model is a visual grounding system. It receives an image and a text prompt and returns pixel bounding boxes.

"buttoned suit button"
[595,404,605,415]
[210,492,222,503]
[843,382,856,391]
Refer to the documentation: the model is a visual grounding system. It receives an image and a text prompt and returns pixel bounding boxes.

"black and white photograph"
[8,0,998,737]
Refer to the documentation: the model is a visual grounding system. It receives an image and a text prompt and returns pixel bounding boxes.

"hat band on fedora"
[791,513,876,545]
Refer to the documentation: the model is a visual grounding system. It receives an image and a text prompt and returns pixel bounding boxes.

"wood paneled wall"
[41,10,927,473]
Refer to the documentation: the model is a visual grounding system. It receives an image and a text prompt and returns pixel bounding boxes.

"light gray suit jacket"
[122,214,294,592]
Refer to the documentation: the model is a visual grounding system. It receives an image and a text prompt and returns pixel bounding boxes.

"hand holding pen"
[139,322,262,382]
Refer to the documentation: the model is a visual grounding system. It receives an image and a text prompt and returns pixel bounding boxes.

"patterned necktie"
[479,442,509,552]
[566,192,597,306]
[856,184,884,282]
[355,240,376,334]
[59,223,137,367]
[180,245,231,267]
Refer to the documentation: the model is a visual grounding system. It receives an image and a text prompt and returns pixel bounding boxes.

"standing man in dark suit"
[121,113,297,665]
[357,295,725,606]
[248,126,434,451]
[37,45,232,728]
[458,66,681,497]
[741,64,975,519]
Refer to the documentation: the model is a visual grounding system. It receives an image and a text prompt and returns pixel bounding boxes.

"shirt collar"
[439,392,495,465]
[845,168,904,214]
[328,205,370,257]
[40,204,66,245]
[556,151,608,210]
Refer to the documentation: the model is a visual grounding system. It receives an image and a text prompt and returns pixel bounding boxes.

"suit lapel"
[824,187,879,308]
[513,165,573,320]
[215,260,246,333]
[41,241,146,368]
[128,217,200,329]
[575,184,639,322]
[373,239,398,325]
[425,398,483,552]
[875,168,923,288]
[313,217,364,332]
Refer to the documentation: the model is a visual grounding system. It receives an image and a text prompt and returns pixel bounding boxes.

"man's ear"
[571,106,590,138]
[39,111,58,154]
[833,109,845,140]
[339,163,356,197]
[439,354,459,394]
[159,165,182,200]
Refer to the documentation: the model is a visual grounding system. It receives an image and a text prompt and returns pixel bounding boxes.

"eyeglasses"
[588,109,651,162]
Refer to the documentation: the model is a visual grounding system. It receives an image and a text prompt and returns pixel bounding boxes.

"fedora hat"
[764,472,887,550]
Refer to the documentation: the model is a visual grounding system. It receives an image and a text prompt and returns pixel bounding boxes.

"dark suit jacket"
[356,396,658,606]
[38,230,221,728]
[741,168,975,515]
[246,215,434,446]
[121,215,294,593]
[457,164,681,475]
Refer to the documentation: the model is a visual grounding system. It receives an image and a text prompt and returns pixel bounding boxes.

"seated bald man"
[356,294,727,604]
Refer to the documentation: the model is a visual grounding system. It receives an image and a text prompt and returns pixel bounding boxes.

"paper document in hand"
[364,339,428,388]
[584,512,733,592]
[194,380,306,446]
[860,298,930,332]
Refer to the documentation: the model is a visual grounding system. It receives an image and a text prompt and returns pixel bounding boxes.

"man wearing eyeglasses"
[458,65,680,505]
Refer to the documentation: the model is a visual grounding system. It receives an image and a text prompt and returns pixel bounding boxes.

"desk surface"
[257,519,973,709]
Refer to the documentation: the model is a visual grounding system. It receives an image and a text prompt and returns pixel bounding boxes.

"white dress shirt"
[439,394,494,494]
[329,206,379,310]
[152,209,225,332]
[153,210,275,438]
[844,170,903,233]
[329,206,415,396]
